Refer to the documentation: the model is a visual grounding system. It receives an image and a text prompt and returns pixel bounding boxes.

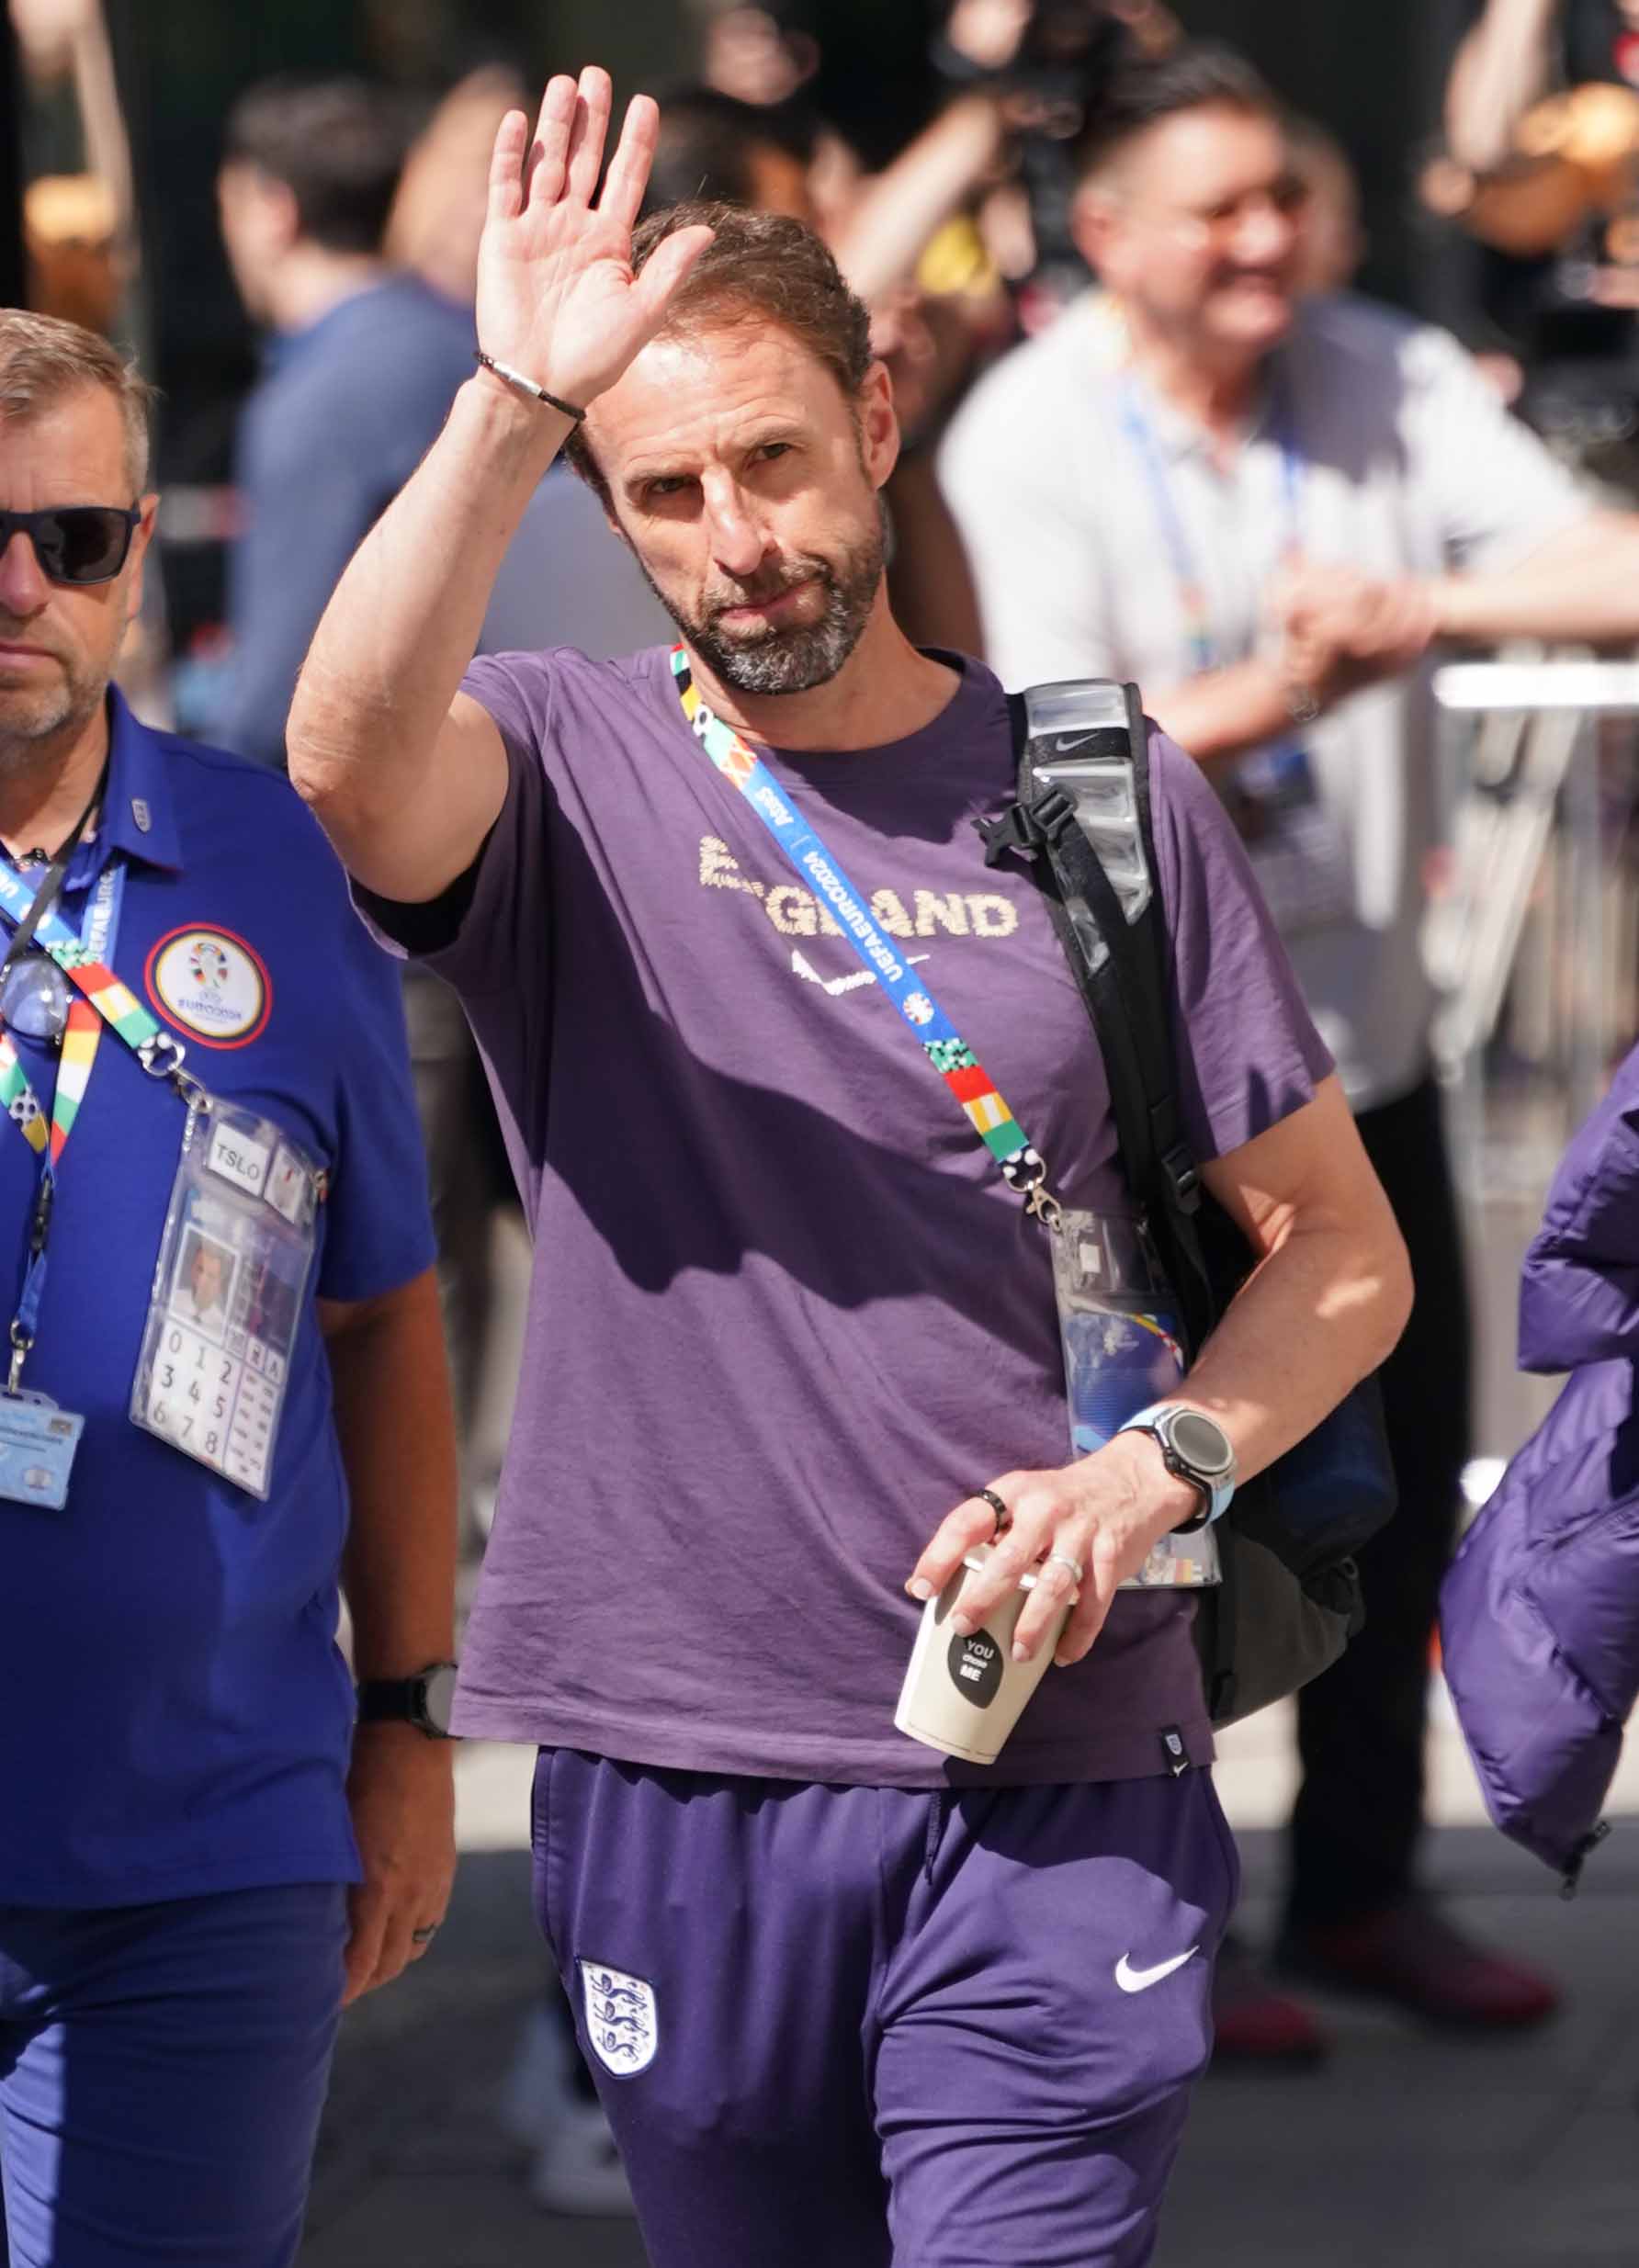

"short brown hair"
[223,75,413,255]
[1075,42,1280,182]
[564,203,873,502]
[0,308,155,491]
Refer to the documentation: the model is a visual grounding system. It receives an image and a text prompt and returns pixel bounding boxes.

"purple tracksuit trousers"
[533,1750,1238,2267]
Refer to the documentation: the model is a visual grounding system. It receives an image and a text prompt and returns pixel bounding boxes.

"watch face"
[1169,1409,1234,1478]
[421,1663,459,1735]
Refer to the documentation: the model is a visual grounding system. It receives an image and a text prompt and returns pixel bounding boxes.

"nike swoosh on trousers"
[1113,1946,1200,1993]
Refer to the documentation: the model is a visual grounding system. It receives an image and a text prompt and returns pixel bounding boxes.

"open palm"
[476,68,714,413]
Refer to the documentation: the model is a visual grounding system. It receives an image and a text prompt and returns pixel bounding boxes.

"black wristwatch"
[1114,1405,1237,1534]
[356,1661,458,1739]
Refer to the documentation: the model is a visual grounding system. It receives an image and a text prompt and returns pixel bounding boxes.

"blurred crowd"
[11,0,1639,2228]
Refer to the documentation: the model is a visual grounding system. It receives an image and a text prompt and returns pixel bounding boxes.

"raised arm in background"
[12,0,136,244]
[285,69,711,904]
[830,94,1009,306]
[1444,0,1563,174]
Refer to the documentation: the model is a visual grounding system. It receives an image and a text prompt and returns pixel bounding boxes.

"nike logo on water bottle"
[1114,1946,1199,1993]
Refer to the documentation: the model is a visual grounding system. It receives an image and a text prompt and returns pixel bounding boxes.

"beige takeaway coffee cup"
[894,1543,1074,1766]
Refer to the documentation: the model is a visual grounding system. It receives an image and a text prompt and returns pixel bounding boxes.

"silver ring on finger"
[1046,1550,1085,1585]
[411,1923,439,1946]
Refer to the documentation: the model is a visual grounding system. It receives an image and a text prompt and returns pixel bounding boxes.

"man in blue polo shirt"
[0,310,458,2266]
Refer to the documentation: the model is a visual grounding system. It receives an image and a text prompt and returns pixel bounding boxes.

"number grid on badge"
[143,1319,282,1495]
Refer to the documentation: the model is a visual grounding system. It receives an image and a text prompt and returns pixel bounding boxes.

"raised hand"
[476,67,715,413]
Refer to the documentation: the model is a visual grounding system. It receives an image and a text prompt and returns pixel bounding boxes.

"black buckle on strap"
[975,786,1079,869]
[1161,1143,1203,1214]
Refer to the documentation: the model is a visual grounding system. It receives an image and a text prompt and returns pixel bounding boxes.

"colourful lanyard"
[0,862,122,1164]
[1118,377,1303,677]
[0,857,140,1387]
[0,854,170,1067]
[671,645,1059,1224]
[0,855,193,1389]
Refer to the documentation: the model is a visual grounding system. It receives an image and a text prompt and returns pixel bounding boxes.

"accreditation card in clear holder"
[130,1099,322,1500]
[1051,1210,1220,1589]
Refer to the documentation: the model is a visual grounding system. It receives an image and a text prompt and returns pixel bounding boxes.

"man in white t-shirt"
[942,39,1639,2054]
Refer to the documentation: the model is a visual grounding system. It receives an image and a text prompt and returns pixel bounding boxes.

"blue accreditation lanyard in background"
[1119,377,1352,939]
[1117,375,1304,676]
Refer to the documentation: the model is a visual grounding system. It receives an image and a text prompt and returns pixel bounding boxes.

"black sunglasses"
[0,504,141,585]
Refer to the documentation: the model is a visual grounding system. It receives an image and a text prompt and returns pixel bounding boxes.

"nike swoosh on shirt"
[790,950,930,996]
[792,949,875,996]
[1114,1946,1199,1993]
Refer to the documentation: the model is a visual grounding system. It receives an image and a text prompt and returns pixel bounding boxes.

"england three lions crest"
[579,1958,659,2078]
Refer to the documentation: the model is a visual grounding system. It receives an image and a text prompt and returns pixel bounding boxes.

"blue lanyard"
[79,859,121,964]
[1119,376,1304,676]
[671,648,1058,1219]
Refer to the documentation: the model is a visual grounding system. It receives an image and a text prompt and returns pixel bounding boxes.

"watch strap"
[356,1661,457,1736]
[356,1676,421,1724]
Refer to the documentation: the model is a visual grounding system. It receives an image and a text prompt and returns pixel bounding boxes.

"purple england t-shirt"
[373,644,1331,1786]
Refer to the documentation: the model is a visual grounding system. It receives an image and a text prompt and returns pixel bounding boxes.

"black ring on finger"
[971,1487,1012,1540]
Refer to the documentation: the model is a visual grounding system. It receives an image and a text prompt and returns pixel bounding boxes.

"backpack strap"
[1000,683,1241,1717]
[1000,685,1217,1356]
[996,682,1382,1725]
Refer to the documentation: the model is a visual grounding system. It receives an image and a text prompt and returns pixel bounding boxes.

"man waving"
[288,71,1408,2268]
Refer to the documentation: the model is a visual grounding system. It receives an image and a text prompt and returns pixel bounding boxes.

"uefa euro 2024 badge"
[143,925,271,1049]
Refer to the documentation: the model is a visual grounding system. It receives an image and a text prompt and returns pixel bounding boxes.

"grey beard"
[0,627,101,771]
[692,578,871,695]
[638,514,885,701]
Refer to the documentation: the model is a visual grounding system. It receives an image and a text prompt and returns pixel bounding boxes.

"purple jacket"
[1440,1047,1639,1884]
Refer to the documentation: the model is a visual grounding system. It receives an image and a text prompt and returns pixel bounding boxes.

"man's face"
[588,321,899,698]
[189,1244,224,1309]
[0,387,153,770]
[1079,107,1305,364]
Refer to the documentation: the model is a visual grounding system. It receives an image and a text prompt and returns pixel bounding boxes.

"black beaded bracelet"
[474,350,586,423]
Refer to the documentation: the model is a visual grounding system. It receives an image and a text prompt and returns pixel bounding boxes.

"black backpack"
[984,679,1398,1726]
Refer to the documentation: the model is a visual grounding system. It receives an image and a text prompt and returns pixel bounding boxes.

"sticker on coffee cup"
[947,1628,1004,1707]
[895,1543,1073,1766]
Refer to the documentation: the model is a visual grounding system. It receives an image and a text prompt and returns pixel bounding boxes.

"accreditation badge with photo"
[131,1097,322,1499]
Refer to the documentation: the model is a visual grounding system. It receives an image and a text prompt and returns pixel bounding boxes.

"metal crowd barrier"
[1430,655,1639,1468]
[1430,653,1639,1171]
